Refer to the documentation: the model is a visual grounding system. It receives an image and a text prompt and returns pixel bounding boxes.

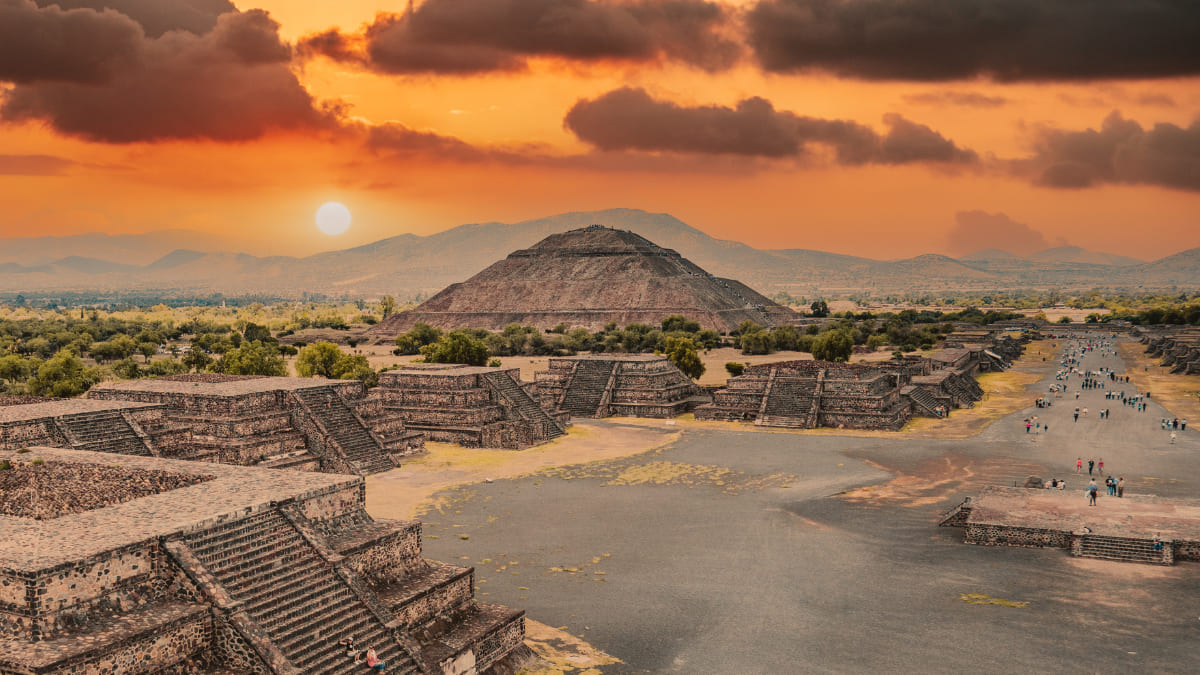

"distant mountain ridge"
[0,208,1197,298]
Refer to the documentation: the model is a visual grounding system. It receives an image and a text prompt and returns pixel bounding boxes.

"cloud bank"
[746,0,1200,81]
[300,0,740,75]
[564,87,977,165]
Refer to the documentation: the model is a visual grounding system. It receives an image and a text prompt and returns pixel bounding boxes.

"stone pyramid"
[368,225,796,336]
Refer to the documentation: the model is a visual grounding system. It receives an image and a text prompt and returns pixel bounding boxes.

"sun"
[315,202,351,235]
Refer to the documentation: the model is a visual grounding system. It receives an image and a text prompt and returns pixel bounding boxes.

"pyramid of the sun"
[369,225,796,336]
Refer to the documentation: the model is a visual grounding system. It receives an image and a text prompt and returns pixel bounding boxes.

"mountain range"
[1,209,1197,299]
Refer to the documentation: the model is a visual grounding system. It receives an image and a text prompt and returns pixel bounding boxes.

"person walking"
[1171,431,1177,444]
[1098,458,1104,474]
[1088,458,1095,475]
[1087,479,1098,506]
[1183,419,1189,431]
[1117,476,1124,498]
[1076,457,1083,473]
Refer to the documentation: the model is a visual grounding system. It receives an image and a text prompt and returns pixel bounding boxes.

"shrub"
[0,460,10,470]
[31,458,45,466]
[725,362,746,377]
[488,358,502,367]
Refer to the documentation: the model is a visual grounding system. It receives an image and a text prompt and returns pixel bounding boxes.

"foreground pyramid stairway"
[536,355,708,419]
[0,447,528,674]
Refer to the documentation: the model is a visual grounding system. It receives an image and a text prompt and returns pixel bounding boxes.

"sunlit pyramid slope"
[369,225,796,337]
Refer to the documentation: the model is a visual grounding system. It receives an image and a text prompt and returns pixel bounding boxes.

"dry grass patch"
[1118,341,1200,422]
[521,619,622,674]
[365,423,679,519]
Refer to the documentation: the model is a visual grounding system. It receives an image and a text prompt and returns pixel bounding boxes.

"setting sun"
[315,202,351,235]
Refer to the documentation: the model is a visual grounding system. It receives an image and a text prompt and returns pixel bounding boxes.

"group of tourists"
[337,638,387,672]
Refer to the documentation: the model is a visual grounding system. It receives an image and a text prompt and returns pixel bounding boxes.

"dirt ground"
[365,422,680,520]
[1118,341,1200,424]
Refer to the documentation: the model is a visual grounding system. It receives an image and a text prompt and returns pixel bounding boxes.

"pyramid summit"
[369,224,796,336]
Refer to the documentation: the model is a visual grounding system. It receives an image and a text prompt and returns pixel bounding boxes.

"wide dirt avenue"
[370,334,1200,673]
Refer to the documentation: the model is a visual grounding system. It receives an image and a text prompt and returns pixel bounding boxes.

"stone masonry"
[534,355,709,419]
[369,365,568,449]
[85,375,424,476]
[940,486,1200,566]
[0,447,527,674]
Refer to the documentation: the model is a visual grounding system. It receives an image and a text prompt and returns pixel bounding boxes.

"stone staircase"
[1076,534,1171,565]
[758,378,814,427]
[559,361,616,417]
[938,497,972,527]
[944,376,978,408]
[484,371,565,439]
[904,386,942,416]
[296,388,394,475]
[181,510,418,674]
[56,411,153,456]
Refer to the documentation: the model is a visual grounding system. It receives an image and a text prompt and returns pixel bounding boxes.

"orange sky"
[1,0,1198,261]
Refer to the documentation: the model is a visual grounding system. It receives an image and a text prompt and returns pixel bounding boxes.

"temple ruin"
[0,447,527,674]
[694,331,1026,429]
[368,365,567,449]
[1140,327,1200,374]
[695,360,915,429]
[534,354,708,419]
[940,486,1200,566]
[0,375,423,476]
[367,225,796,337]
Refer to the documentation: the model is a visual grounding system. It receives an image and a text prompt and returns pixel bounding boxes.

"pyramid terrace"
[0,447,527,674]
[0,375,423,477]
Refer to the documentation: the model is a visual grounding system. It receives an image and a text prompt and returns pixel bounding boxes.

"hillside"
[0,209,1196,298]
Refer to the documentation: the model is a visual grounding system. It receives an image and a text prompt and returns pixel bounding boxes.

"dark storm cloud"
[0,0,143,84]
[1028,112,1200,192]
[0,153,75,175]
[34,0,234,37]
[903,91,1009,108]
[946,211,1060,257]
[563,87,977,165]
[1,8,336,142]
[299,0,740,75]
[746,0,1200,81]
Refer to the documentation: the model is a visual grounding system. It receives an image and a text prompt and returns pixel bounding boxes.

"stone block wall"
[340,523,423,587]
[963,523,1070,548]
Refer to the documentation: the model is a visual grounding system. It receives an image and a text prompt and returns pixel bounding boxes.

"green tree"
[739,329,774,355]
[0,354,32,384]
[811,329,854,362]
[112,358,141,379]
[661,315,701,333]
[243,322,271,342]
[27,349,102,397]
[182,349,213,373]
[770,325,802,351]
[663,336,705,380]
[725,362,746,377]
[213,340,286,376]
[296,342,345,378]
[809,300,830,318]
[420,331,490,366]
[379,295,396,318]
[137,342,158,362]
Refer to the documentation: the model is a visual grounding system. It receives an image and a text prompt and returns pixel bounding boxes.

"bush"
[811,329,854,362]
[725,362,746,377]
[31,458,44,466]
[0,460,10,471]
[488,358,502,367]
[420,331,490,367]
[16,448,30,454]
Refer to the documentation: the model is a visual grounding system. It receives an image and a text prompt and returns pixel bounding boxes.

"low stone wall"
[391,569,474,629]
[963,522,1071,548]
[296,482,364,525]
[340,523,423,587]
[1174,539,1200,561]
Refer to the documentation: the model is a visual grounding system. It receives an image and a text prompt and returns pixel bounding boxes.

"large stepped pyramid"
[367,224,796,336]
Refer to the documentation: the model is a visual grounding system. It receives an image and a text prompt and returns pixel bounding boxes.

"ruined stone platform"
[535,354,708,419]
[942,486,1200,565]
[85,374,424,475]
[370,365,567,449]
[0,447,526,674]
